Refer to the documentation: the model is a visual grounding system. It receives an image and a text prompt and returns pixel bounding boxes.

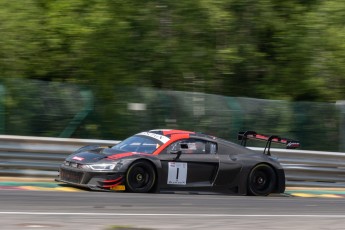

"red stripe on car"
[102,181,123,188]
[153,133,191,155]
[103,176,123,183]
[162,130,194,135]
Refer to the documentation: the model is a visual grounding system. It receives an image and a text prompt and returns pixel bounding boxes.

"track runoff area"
[0,177,345,198]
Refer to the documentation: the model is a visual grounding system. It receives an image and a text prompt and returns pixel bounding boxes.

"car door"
[158,138,220,188]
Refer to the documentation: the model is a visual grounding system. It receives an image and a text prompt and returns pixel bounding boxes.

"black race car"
[56,130,300,196]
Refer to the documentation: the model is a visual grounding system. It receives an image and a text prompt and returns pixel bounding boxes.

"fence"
[0,135,345,188]
[1,78,344,152]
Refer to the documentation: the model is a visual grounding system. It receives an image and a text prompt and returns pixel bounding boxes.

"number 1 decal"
[167,162,187,185]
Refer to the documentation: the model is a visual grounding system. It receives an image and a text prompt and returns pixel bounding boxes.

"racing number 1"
[167,162,187,185]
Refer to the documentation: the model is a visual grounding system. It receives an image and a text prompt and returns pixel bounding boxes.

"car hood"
[66,147,149,164]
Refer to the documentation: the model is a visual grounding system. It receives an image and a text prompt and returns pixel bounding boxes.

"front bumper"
[56,166,125,191]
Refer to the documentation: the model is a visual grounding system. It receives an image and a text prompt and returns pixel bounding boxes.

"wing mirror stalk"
[170,150,182,160]
[170,143,188,160]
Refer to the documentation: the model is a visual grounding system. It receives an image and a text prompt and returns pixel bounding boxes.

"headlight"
[88,164,116,171]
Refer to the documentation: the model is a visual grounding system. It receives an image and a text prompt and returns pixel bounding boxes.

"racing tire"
[125,161,156,193]
[247,164,276,196]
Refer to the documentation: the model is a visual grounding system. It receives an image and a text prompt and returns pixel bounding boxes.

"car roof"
[148,129,217,140]
[149,129,194,135]
[146,129,255,155]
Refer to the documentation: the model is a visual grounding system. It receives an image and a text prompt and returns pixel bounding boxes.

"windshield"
[111,135,161,154]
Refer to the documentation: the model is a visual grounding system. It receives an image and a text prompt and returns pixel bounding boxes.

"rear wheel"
[125,161,156,193]
[247,164,276,196]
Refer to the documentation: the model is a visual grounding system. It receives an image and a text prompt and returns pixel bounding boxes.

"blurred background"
[0,0,344,151]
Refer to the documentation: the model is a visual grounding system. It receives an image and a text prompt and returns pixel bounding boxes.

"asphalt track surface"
[1,183,345,230]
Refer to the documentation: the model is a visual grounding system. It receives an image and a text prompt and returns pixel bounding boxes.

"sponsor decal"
[72,156,84,161]
[287,142,300,148]
[137,132,170,143]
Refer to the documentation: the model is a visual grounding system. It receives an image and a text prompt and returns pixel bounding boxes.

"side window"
[166,139,217,154]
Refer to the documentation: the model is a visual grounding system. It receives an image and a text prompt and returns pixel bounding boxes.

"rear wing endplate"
[238,131,300,156]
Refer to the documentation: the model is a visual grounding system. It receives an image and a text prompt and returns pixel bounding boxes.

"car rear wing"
[238,131,300,155]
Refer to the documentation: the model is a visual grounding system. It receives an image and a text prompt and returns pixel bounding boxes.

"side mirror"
[169,143,189,160]
[170,150,182,160]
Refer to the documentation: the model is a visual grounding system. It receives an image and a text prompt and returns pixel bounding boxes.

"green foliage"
[0,0,344,150]
[1,0,345,101]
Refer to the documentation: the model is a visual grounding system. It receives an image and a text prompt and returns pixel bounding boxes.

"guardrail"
[0,135,119,177]
[249,147,345,187]
[0,135,344,188]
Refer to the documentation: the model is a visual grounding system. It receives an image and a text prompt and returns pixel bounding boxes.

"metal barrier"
[0,135,119,177]
[249,147,345,187]
[0,135,344,188]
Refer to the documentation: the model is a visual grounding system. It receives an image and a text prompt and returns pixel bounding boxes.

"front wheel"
[247,164,276,196]
[125,161,156,193]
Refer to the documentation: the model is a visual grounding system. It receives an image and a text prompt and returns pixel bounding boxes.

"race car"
[56,129,300,196]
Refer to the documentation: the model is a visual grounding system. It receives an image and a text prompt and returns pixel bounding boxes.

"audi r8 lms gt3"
[56,130,300,196]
